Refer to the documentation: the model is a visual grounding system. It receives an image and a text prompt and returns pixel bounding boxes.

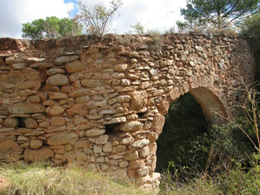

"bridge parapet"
[0,34,254,190]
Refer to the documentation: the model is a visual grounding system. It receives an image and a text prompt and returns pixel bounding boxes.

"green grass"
[0,162,150,195]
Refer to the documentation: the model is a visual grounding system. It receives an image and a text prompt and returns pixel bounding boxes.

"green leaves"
[177,0,259,32]
[22,17,83,40]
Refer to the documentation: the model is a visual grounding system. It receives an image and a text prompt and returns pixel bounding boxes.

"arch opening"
[155,87,229,177]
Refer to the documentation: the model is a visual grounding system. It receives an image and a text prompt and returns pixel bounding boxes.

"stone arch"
[158,76,230,130]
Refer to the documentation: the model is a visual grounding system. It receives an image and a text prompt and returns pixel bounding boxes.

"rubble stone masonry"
[0,33,255,190]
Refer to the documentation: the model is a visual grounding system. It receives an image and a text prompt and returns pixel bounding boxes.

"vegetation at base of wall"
[0,162,149,195]
[159,153,260,195]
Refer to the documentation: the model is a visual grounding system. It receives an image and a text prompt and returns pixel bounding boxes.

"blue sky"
[0,0,186,38]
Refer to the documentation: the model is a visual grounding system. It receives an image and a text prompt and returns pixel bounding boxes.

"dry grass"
[0,162,150,195]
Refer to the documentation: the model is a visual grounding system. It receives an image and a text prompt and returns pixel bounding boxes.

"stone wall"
[0,34,255,190]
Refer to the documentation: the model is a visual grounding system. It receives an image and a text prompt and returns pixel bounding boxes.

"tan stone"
[152,113,165,134]
[24,147,54,162]
[65,60,86,73]
[114,64,128,71]
[119,121,143,132]
[0,140,18,150]
[93,145,102,153]
[129,91,147,111]
[47,133,78,145]
[66,104,87,116]
[30,62,54,68]
[85,129,105,137]
[8,103,45,114]
[69,88,90,97]
[140,146,150,157]
[46,68,65,75]
[48,106,65,116]
[12,63,25,69]
[51,117,66,127]
[22,69,40,80]
[75,96,90,103]
[27,95,41,103]
[24,118,38,128]
[18,80,38,90]
[49,92,68,99]
[117,95,131,103]
[30,139,43,149]
[81,79,102,88]
[46,74,69,86]
[91,135,109,144]
[26,57,46,63]
[103,143,112,152]
[119,161,129,168]
[132,139,150,148]
[112,145,126,153]
[17,136,30,141]
[75,152,88,161]
[124,151,139,161]
[55,55,79,65]
[39,121,50,128]
[4,117,19,127]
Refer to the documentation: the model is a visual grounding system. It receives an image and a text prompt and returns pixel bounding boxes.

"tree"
[177,0,259,32]
[22,16,83,40]
[242,8,260,50]
[76,0,123,38]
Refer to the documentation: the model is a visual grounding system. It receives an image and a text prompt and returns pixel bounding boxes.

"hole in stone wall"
[105,123,120,135]
[156,93,209,175]
[18,117,27,128]
[137,112,145,119]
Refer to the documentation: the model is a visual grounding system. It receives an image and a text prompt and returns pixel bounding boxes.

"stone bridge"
[0,34,255,190]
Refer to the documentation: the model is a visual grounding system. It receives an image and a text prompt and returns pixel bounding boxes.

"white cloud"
[80,0,187,34]
[0,0,187,38]
[0,0,73,38]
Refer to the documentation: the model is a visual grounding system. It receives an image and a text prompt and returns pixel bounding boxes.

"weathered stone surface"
[132,139,150,148]
[85,129,105,137]
[30,62,54,68]
[47,133,78,145]
[129,91,147,110]
[30,139,43,149]
[152,113,165,134]
[4,117,19,127]
[27,95,41,103]
[26,57,46,63]
[24,118,38,128]
[114,64,128,71]
[55,55,79,65]
[81,79,102,88]
[51,117,66,127]
[75,152,88,161]
[117,95,131,103]
[8,103,45,114]
[18,80,38,89]
[103,142,112,152]
[119,121,143,132]
[24,147,54,162]
[46,68,65,75]
[49,92,68,99]
[0,140,18,150]
[124,151,139,160]
[46,74,69,86]
[65,60,85,73]
[48,106,65,116]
